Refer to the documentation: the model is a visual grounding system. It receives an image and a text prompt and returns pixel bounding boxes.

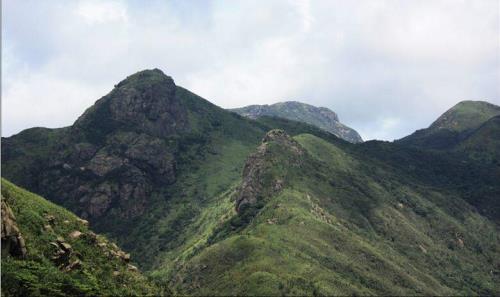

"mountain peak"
[398,100,500,149]
[115,68,173,89]
[74,68,187,141]
[262,129,293,144]
[429,100,500,132]
[231,101,363,143]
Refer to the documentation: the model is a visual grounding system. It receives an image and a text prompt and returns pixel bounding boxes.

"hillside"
[398,101,500,150]
[231,101,363,143]
[2,69,500,295]
[150,130,499,295]
[1,179,161,296]
[458,115,500,163]
[1,69,348,271]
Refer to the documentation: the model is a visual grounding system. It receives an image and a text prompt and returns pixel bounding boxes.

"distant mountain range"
[231,101,363,143]
[2,69,499,296]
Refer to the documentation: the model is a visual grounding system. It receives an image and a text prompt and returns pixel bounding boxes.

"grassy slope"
[429,101,500,132]
[398,101,500,150]
[1,179,161,297]
[458,115,500,163]
[160,134,499,296]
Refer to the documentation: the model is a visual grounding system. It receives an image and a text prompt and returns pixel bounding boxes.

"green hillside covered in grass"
[153,131,500,295]
[1,179,162,296]
[398,101,500,150]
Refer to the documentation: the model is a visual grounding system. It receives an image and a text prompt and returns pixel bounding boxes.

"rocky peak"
[74,68,188,141]
[230,101,363,143]
[236,129,304,213]
[33,70,186,222]
[262,129,292,143]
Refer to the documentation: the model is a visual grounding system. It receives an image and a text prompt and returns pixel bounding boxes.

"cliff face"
[1,69,193,233]
[32,70,183,221]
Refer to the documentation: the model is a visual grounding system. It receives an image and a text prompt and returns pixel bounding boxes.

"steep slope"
[1,69,348,271]
[1,179,161,296]
[398,100,500,150]
[457,115,500,163]
[231,101,363,143]
[163,130,499,296]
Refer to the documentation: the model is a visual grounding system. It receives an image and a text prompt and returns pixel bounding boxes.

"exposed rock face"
[74,68,188,139]
[231,101,363,143]
[1,199,27,258]
[4,69,187,222]
[235,129,304,212]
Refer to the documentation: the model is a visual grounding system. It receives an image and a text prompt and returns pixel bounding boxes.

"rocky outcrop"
[6,69,187,222]
[74,69,188,140]
[231,101,363,143]
[1,199,27,258]
[235,129,305,212]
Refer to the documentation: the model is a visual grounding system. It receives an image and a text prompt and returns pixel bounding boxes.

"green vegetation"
[399,100,500,149]
[162,133,499,295]
[429,101,500,133]
[1,179,161,296]
[2,69,499,296]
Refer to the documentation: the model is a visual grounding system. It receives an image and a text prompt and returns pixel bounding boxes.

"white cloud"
[2,72,108,133]
[76,0,128,25]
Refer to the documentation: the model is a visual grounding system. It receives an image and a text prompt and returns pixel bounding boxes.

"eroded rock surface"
[236,129,304,212]
[4,70,187,223]
[1,199,27,258]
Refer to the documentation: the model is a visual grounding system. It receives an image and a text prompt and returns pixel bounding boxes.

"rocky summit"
[2,69,500,296]
[231,101,363,143]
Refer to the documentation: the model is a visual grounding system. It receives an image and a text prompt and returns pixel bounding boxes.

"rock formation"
[1,199,27,258]
[236,129,305,212]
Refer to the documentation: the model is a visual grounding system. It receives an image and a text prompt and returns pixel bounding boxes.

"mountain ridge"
[2,69,499,295]
[398,100,500,150]
[230,101,363,143]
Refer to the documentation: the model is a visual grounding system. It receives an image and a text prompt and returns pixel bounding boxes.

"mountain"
[165,130,499,295]
[230,101,363,143]
[1,69,345,270]
[1,179,161,296]
[398,100,500,150]
[2,69,499,295]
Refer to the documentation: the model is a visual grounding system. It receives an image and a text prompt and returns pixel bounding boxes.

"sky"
[2,0,499,140]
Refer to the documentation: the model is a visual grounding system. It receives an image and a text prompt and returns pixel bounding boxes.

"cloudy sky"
[2,0,499,140]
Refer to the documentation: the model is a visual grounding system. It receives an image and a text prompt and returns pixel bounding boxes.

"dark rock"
[65,259,82,272]
[74,69,188,140]
[45,214,56,224]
